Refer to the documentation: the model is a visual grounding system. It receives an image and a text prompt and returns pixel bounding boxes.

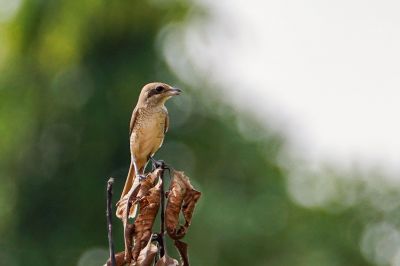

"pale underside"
[130,106,168,172]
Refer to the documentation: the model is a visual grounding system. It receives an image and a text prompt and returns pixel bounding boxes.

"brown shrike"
[116,82,181,218]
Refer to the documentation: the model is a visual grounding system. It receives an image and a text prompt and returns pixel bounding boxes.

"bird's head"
[138,82,182,107]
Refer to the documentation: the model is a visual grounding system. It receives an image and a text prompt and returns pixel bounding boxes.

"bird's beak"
[168,87,182,96]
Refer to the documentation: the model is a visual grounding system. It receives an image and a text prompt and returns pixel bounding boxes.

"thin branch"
[159,164,166,258]
[106,178,116,266]
[150,160,167,260]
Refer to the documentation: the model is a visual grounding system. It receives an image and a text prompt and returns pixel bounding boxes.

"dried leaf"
[134,237,158,266]
[174,240,189,266]
[166,171,201,240]
[131,180,161,263]
[116,169,160,219]
[116,169,162,263]
[137,169,162,199]
[105,242,158,266]
[165,171,187,239]
[124,223,135,262]
[155,255,179,266]
[104,251,127,266]
[181,177,201,229]
[122,184,142,262]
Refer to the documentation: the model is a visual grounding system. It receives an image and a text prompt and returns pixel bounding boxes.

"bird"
[116,82,181,219]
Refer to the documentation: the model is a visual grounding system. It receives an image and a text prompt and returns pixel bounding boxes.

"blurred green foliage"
[0,1,382,265]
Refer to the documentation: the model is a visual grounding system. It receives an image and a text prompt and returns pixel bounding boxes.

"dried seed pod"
[165,171,201,240]
[131,180,161,263]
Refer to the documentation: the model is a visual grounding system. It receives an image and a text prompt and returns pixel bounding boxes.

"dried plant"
[105,163,201,266]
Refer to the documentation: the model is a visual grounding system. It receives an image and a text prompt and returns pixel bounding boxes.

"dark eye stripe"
[148,86,164,98]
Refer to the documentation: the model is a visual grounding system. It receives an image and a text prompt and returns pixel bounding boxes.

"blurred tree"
[0,0,374,265]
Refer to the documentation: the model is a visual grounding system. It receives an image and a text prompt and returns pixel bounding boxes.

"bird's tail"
[116,163,143,219]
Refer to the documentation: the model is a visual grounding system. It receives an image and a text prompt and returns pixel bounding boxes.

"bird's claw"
[150,157,166,169]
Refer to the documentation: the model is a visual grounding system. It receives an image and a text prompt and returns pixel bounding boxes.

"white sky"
[163,0,400,179]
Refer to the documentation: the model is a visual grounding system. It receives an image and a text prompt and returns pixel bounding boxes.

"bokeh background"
[1,0,400,265]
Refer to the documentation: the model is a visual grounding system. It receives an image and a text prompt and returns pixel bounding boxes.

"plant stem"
[159,163,166,258]
[107,178,116,266]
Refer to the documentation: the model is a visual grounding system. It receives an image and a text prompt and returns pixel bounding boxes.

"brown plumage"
[116,82,181,218]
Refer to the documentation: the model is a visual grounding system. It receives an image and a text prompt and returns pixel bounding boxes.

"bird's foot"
[150,157,166,170]
[138,174,146,181]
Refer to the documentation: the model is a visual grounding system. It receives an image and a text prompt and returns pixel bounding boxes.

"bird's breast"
[130,109,166,161]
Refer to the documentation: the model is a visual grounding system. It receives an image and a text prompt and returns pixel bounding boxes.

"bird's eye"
[155,86,164,93]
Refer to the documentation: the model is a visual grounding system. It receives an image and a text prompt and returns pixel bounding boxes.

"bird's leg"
[131,157,146,181]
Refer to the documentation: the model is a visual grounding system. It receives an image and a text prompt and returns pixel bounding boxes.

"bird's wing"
[164,112,169,133]
[129,107,139,135]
